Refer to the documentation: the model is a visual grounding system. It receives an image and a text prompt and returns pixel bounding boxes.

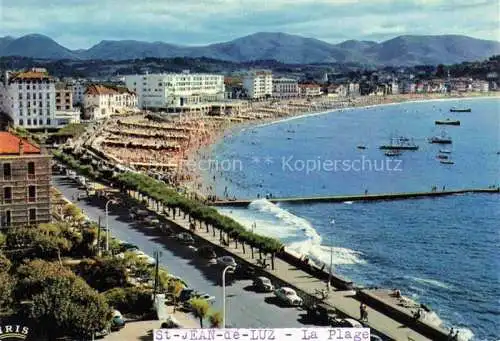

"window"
[19,119,23,126]
[3,187,12,204]
[28,162,35,179]
[39,119,43,125]
[3,163,11,180]
[1,210,11,227]
[27,119,31,125]
[29,208,36,224]
[28,185,36,203]
[47,118,51,125]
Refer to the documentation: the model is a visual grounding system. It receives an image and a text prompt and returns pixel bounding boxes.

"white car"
[217,256,237,268]
[274,287,303,306]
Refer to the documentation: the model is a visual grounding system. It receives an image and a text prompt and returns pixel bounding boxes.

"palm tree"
[209,311,223,328]
[189,298,210,328]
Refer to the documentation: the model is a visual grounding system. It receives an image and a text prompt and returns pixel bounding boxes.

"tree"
[27,275,110,339]
[168,280,185,312]
[209,311,223,328]
[0,232,5,248]
[77,257,128,292]
[63,203,84,224]
[0,251,11,272]
[0,272,14,309]
[104,287,153,316]
[436,64,446,78]
[189,298,210,328]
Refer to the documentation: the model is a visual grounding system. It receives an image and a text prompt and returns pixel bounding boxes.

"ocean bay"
[210,97,500,340]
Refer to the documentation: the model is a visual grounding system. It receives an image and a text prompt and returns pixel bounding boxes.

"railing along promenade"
[210,187,500,206]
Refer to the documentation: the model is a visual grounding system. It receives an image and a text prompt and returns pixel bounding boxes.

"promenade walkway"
[129,191,434,341]
[211,187,500,206]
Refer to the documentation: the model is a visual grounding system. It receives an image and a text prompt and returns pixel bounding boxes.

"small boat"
[385,150,401,157]
[380,136,419,150]
[435,119,460,126]
[440,159,455,164]
[439,149,451,154]
[450,107,471,112]
[436,154,448,160]
[429,131,452,144]
[357,145,367,150]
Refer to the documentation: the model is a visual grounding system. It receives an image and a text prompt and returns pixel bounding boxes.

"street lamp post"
[327,219,335,291]
[105,199,116,252]
[222,265,235,328]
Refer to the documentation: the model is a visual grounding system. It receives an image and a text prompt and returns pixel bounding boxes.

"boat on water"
[357,145,367,150]
[440,159,455,165]
[436,154,448,160]
[450,107,471,112]
[379,136,419,151]
[385,150,402,157]
[429,131,452,144]
[435,119,460,126]
[439,149,452,154]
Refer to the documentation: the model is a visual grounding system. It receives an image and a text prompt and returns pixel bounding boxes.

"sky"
[0,0,499,49]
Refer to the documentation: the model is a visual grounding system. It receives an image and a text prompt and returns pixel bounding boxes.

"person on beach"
[447,328,454,340]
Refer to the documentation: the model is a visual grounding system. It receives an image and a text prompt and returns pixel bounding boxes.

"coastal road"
[54,175,314,329]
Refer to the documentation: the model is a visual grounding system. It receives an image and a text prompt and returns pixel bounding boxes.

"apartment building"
[0,132,51,228]
[124,72,225,109]
[0,68,57,129]
[243,70,273,99]
[83,84,138,120]
[55,83,73,111]
[272,78,299,98]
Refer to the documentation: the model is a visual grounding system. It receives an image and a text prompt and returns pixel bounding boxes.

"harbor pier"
[210,187,500,206]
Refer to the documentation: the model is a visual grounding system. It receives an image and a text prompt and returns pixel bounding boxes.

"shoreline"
[183,92,499,199]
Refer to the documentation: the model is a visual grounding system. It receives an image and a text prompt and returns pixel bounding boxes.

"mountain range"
[1,32,499,66]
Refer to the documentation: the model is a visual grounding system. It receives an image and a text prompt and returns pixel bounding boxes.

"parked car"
[110,310,125,331]
[305,303,336,325]
[76,192,88,201]
[217,256,237,268]
[175,233,195,245]
[253,276,274,292]
[332,318,363,328]
[197,246,216,260]
[179,289,196,302]
[231,265,257,279]
[274,287,303,306]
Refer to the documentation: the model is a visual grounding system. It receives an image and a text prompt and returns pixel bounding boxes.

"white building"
[243,70,273,99]
[298,84,322,97]
[471,80,489,92]
[0,68,57,128]
[272,78,299,99]
[124,72,225,109]
[70,80,88,105]
[83,84,138,120]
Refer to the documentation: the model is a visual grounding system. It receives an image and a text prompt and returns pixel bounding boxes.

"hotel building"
[243,70,273,99]
[272,78,299,99]
[83,84,138,120]
[124,72,225,110]
[0,132,51,228]
[0,68,57,128]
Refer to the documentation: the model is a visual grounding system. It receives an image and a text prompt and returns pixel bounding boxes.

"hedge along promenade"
[116,172,284,259]
[52,150,284,261]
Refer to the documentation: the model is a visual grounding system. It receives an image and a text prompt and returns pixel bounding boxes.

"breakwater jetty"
[210,187,500,206]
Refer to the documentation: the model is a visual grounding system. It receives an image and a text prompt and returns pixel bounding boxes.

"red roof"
[10,71,51,81]
[0,132,40,155]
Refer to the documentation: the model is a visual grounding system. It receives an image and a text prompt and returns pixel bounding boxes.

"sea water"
[208,98,500,341]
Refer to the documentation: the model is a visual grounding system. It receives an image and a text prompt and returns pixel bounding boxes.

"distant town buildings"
[124,72,225,110]
[272,78,299,98]
[83,84,138,120]
[0,132,51,227]
[243,70,273,99]
[299,83,322,97]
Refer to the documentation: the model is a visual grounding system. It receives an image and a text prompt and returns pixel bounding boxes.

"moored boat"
[429,131,452,144]
[385,150,402,157]
[439,149,451,154]
[379,136,419,150]
[440,159,455,164]
[357,145,367,150]
[450,107,471,112]
[436,154,448,160]
[435,119,460,126]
